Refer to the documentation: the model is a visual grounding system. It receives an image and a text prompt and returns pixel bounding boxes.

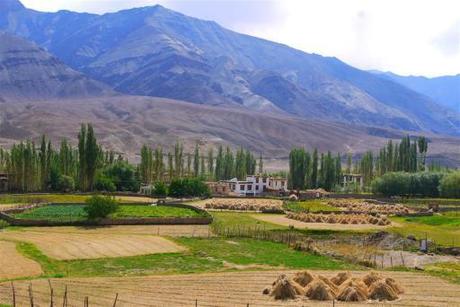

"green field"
[284,200,340,213]
[11,237,352,280]
[13,204,204,221]
[425,262,460,284]
[390,212,460,246]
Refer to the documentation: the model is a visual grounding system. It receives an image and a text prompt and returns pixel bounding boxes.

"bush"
[439,172,460,198]
[84,195,119,219]
[152,181,168,197]
[371,172,444,197]
[103,161,140,192]
[168,178,210,198]
[58,175,75,192]
[94,173,116,192]
[0,220,9,229]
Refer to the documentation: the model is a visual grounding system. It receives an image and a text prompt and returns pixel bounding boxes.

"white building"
[226,175,287,196]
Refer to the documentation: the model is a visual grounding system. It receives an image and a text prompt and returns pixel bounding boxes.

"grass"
[425,262,460,284]
[284,200,340,213]
[390,213,460,246]
[211,211,286,230]
[111,205,204,218]
[13,204,204,221]
[11,237,351,280]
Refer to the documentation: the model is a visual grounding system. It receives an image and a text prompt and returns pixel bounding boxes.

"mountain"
[1,97,459,168]
[0,32,112,102]
[1,1,459,135]
[371,71,460,112]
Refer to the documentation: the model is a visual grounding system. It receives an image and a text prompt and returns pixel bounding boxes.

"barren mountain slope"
[0,96,458,168]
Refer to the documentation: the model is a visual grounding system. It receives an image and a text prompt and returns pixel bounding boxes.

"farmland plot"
[0,241,42,279]
[0,231,185,260]
[0,270,459,306]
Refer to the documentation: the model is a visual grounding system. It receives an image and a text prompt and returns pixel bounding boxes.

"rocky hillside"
[0,32,112,101]
[1,1,458,135]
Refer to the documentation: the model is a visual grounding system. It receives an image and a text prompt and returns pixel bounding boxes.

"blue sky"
[21,0,460,77]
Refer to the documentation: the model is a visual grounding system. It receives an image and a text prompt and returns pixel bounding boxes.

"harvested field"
[253,214,394,231]
[0,224,212,237]
[327,199,412,215]
[0,270,459,306]
[114,196,156,203]
[0,230,186,260]
[0,241,42,279]
[198,198,283,213]
[287,212,391,226]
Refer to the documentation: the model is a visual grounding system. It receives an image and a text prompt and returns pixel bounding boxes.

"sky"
[20,0,460,77]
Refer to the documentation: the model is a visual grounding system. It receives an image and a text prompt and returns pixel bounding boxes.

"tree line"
[139,143,263,184]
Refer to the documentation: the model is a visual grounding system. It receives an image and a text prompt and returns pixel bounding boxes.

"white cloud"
[20,0,460,77]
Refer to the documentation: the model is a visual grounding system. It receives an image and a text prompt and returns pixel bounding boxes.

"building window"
[262,178,267,183]
[256,185,259,190]
[240,184,245,190]
[256,177,259,183]
[248,185,252,190]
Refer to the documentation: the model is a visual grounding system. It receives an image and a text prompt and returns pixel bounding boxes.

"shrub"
[94,173,116,192]
[0,220,9,229]
[58,175,75,192]
[103,161,140,192]
[152,181,168,197]
[168,178,210,198]
[84,195,119,219]
[439,171,460,198]
[371,172,444,197]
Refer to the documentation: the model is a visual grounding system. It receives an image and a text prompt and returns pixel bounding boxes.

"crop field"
[195,198,283,212]
[12,204,203,221]
[390,212,460,246]
[284,200,340,213]
[0,270,459,306]
[0,241,42,279]
[0,194,154,205]
[0,230,185,260]
[252,214,389,231]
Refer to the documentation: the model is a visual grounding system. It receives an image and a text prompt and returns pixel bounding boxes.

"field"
[390,212,460,246]
[0,230,185,260]
[0,241,42,279]
[0,270,459,306]
[12,204,203,221]
[252,214,389,231]
[0,194,154,205]
[195,198,283,212]
[284,200,340,213]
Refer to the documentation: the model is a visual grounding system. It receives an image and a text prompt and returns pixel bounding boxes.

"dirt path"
[252,214,394,231]
[0,270,459,306]
[0,231,186,260]
[0,241,42,279]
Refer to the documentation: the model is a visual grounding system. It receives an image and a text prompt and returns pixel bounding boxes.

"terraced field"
[0,241,42,279]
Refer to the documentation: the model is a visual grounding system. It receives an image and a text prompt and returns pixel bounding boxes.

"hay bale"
[270,275,304,299]
[327,215,337,223]
[317,275,338,295]
[293,271,315,287]
[305,279,335,301]
[363,271,382,287]
[368,280,398,301]
[350,219,359,225]
[385,278,404,294]
[337,286,367,302]
[339,278,368,298]
[262,287,270,295]
[331,272,351,286]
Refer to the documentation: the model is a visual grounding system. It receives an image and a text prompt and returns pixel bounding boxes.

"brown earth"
[1,97,459,168]
[0,270,458,306]
[0,241,42,279]
[0,230,186,260]
[252,214,397,231]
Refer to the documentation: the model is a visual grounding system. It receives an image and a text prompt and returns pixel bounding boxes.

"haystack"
[368,280,398,301]
[351,219,359,224]
[362,271,382,287]
[337,286,367,302]
[338,278,368,298]
[305,279,335,301]
[385,277,404,294]
[331,272,351,286]
[327,215,337,223]
[293,271,315,287]
[270,275,304,299]
[317,275,338,295]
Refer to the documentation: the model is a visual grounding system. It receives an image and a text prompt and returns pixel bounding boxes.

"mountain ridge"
[0,0,459,136]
